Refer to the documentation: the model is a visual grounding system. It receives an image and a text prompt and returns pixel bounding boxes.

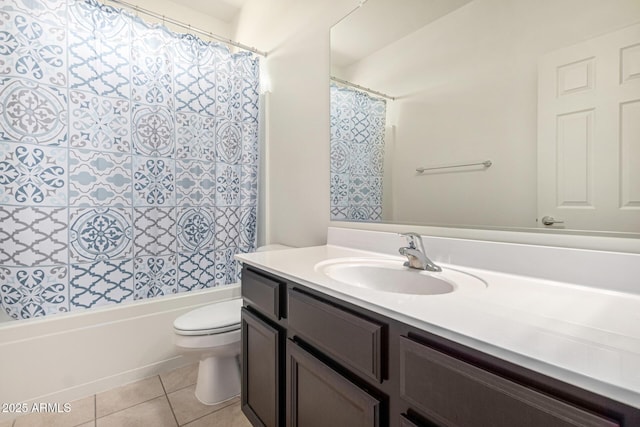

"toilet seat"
[174,298,242,336]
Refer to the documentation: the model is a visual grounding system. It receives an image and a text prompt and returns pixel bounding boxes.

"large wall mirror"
[329,0,640,236]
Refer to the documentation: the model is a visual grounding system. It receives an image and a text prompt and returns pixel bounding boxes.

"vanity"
[235,229,640,427]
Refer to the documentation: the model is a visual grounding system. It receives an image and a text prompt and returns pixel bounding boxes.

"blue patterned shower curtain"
[330,83,386,221]
[0,0,259,320]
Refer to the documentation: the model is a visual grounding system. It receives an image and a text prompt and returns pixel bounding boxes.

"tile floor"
[3,364,252,427]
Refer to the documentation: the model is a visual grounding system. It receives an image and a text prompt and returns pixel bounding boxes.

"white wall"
[234,0,359,248]
[339,0,640,228]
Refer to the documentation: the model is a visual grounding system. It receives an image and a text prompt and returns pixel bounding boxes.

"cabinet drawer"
[399,336,619,427]
[242,267,285,320]
[287,288,385,382]
[287,340,381,427]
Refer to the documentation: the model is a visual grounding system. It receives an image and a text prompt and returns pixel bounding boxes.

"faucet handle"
[398,232,423,250]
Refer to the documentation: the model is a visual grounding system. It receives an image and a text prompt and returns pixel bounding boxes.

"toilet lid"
[174,298,242,336]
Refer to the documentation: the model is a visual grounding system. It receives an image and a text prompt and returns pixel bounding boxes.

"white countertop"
[236,244,640,409]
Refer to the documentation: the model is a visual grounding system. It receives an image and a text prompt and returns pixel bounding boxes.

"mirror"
[330,0,640,235]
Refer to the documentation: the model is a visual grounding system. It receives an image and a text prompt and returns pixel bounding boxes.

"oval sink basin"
[315,258,486,295]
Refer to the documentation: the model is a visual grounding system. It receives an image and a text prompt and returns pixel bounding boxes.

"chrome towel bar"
[416,160,492,173]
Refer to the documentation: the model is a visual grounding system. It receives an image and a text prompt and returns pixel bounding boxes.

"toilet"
[173,244,292,405]
[174,298,243,405]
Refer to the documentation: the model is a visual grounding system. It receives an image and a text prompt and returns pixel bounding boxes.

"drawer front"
[287,288,385,382]
[399,336,619,427]
[242,267,284,320]
[287,340,381,427]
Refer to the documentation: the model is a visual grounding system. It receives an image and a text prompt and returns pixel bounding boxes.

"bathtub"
[0,284,240,420]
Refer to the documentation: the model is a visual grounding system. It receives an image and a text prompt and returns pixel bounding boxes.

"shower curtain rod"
[106,0,267,57]
[331,76,395,101]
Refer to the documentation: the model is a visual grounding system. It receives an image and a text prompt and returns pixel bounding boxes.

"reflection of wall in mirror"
[332,0,640,231]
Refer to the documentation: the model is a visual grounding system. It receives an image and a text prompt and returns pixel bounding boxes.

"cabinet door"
[242,308,281,427]
[286,340,381,427]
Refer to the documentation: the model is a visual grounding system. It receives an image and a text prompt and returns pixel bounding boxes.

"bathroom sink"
[315,258,486,295]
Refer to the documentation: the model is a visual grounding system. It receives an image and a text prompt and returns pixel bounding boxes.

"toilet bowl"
[173,298,243,405]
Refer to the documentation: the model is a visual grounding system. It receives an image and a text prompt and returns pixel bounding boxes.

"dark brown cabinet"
[286,340,381,427]
[399,336,619,427]
[287,288,385,383]
[241,308,282,427]
[242,267,286,321]
[399,414,425,427]
[241,265,640,427]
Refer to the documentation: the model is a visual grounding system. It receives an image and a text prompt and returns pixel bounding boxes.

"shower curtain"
[330,83,386,221]
[0,0,259,319]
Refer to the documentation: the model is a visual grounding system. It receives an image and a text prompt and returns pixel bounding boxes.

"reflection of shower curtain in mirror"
[0,0,259,320]
[330,84,386,221]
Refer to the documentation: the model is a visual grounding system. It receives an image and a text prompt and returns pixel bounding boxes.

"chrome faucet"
[398,232,441,272]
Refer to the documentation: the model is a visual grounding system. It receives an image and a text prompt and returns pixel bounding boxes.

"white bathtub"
[0,284,240,420]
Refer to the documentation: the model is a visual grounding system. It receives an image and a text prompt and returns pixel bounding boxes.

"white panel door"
[538,23,640,232]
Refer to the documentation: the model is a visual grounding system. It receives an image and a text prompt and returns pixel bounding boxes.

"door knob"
[541,216,564,226]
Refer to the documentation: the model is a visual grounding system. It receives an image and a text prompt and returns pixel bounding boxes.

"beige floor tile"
[0,419,14,427]
[96,396,176,427]
[76,422,95,427]
[13,395,95,427]
[183,403,251,427]
[96,376,164,418]
[160,363,199,393]
[167,386,238,426]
